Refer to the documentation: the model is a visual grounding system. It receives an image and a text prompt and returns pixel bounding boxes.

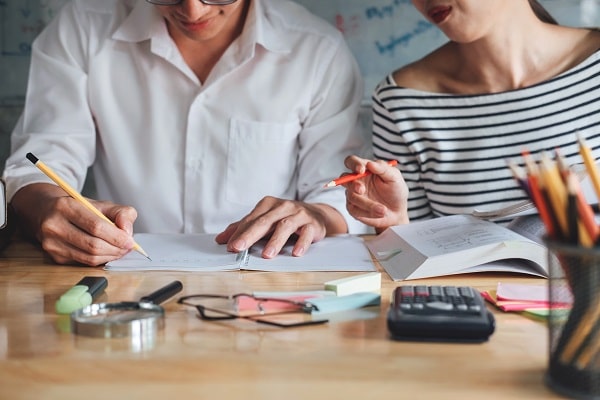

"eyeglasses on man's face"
[146,0,239,5]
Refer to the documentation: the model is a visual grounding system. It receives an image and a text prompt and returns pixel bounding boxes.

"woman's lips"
[428,6,452,24]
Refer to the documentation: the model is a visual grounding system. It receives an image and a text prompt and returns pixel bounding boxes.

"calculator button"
[459,287,474,298]
[415,286,429,296]
[400,286,414,296]
[425,301,454,311]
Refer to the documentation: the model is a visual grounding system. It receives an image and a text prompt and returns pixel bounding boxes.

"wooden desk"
[0,239,560,400]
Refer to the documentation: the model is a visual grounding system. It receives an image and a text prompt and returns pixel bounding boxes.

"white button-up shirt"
[4,0,366,234]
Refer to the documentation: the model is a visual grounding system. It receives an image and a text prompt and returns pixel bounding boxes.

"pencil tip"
[324,181,336,188]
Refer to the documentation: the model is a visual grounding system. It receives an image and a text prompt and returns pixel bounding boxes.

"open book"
[105,234,376,273]
[365,214,548,281]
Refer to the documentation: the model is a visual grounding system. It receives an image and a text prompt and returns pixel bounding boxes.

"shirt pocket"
[226,118,300,206]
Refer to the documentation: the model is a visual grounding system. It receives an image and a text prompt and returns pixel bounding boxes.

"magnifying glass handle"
[139,280,183,304]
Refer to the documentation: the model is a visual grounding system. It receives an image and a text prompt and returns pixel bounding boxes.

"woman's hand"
[343,155,410,232]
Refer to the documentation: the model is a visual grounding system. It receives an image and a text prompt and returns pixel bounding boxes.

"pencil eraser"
[324,272,381,296]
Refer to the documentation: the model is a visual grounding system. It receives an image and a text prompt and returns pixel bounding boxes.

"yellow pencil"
[26,152,151,260]
[577,132,600,202]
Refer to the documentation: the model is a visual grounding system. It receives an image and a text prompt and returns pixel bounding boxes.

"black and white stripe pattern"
[372,50,600,222]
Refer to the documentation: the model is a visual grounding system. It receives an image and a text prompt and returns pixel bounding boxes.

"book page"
[393,215,531,257]
[244,235,376,272]
[105,234,241,271]
[455,260,546,278]
[506,215,546,244]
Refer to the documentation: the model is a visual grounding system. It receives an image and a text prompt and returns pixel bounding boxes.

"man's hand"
[215,196,348,258]
[12,183,137,266]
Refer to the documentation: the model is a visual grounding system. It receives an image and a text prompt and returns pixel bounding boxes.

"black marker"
[139,280,183,304]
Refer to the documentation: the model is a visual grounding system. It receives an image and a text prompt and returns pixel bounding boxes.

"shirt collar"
[112,1,164,43]
[247,0,290,55]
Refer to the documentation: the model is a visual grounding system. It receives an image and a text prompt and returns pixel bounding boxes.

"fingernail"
[263,246,276,258]
[293,246,305,257]
[232,239,246,251]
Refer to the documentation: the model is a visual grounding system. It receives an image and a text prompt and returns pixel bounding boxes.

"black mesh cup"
[545,239,600,399]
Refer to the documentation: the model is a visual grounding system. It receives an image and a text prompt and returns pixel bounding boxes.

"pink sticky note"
[496,282,572,304]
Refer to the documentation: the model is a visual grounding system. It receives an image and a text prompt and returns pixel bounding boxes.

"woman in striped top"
[343,0,600,232]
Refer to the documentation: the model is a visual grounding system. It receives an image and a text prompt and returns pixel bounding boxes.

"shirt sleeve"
[295,35,370,234]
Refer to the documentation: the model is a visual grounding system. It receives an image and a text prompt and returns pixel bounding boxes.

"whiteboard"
[0,0,67,106]
[0,0,598,105]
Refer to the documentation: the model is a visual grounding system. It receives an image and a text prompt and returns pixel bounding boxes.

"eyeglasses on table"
[177,293,329,328]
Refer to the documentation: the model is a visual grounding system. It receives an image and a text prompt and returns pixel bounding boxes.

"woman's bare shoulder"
[391,44,453,92]
[589,27,600,49]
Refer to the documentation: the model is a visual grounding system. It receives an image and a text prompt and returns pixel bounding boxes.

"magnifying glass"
[70,280,183,342]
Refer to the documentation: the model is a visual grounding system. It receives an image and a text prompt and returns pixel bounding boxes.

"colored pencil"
[577,133,600,202]
[324,159,398,188]
[521,151,557,238]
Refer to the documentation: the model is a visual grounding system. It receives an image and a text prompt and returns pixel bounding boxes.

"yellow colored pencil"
[26,152,151,260]
[577,133,600,202]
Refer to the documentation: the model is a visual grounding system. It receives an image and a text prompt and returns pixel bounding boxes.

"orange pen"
[324,160,398,188]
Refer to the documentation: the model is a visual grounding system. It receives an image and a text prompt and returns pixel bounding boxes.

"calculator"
[387,285,495,343]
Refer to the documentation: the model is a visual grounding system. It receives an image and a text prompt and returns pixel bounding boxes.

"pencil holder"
[545,239,600,399]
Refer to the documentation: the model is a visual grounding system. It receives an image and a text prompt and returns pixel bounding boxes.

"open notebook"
[105,234,376,273]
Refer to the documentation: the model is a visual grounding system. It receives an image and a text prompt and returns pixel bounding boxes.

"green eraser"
[309,292,381,314]
[55,285,93,314]
[324,272,381,296]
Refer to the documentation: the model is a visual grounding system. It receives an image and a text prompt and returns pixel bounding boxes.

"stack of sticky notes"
[250,272,382,316]
[324,272,381,296]
[481,282,572,320]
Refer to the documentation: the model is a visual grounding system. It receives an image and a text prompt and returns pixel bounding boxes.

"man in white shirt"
[2,0,365,266]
